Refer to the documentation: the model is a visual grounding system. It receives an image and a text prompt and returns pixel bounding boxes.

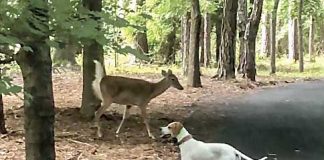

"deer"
[92,60,184,139]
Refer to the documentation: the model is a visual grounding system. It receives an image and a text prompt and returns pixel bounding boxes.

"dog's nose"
[159,127,162,131]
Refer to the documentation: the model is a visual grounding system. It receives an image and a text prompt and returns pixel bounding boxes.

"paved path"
[184,80,324,160]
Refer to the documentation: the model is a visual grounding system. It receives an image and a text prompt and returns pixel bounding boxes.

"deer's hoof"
[149,134,156,140]
[97,130,103,138]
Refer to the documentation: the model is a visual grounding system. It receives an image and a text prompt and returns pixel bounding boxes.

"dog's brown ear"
[172,122,183,136]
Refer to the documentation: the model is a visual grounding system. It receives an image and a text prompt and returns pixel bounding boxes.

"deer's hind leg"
[116,105,132,134]
[94,97,112,138]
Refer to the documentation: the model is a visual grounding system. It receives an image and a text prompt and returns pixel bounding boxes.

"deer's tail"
[92,60,105,101]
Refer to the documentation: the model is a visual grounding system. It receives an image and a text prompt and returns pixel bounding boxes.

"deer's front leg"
[139,105,155,139]
[94,99,112,138]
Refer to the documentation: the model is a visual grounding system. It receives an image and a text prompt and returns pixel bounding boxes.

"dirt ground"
[0,70,295,160]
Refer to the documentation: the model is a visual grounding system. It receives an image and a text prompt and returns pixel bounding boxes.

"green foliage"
[0,75,22,95]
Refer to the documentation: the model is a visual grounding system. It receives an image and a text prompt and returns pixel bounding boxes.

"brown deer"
[92,60,184,139]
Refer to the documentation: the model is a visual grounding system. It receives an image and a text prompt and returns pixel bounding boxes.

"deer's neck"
[150,78,170,99]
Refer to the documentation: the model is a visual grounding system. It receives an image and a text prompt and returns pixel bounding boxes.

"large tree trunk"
[216,0,238,79]
[15,1,55,159]
[80,0,105,119]
[182,12,191,76]
[298,0,304,72]
[203,13,211,67]
[0,69,7,134]
[309,16,315,62]
[244,0,264,81]
[187,0,202,87]
[270,0,280,74]
[237,0,247,75]
[261,12,271,57]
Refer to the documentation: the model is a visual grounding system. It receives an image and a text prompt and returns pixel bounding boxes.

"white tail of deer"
[92,60,184,139]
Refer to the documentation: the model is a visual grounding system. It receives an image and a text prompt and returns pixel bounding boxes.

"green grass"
[257,55,324,78]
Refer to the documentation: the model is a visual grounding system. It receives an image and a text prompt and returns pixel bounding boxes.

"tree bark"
[309,16,315,62]
[159,22,177,64]
[15,1,55,159]
[199,17,204,65]
[187,0,202,87]
[215,8,223,64]
[288,18,299,61]
[203,13,211,67]
[80,0,105,119]
[270,0,280,74]
[237,0,247,74]
[244,0,264,81]
[0,69,7,134]
[182,12,190,76]
[298,0,304,72]
[216,0,238,80]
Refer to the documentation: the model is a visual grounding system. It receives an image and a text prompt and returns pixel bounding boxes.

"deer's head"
[161,69,184,90]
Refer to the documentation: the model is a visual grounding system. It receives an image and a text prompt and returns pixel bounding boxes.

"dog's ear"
[172,122,183,136]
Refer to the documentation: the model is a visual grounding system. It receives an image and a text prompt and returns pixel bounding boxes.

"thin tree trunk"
[244,0,264,81]
[261,12,271,57]
[0,69,7,134]
[182,12,190,76]
[80,0,105,119]
[203,13,211,67]
[160,22,177,64]
[309,16,315,62]
[288,18,298,61]
[200,17,204,65]
[216,0,238,79]
[270,0,280,74]
[187,0,202,87]
[298,0,304,72]
[15,1,55,159]
[237,0,247,74]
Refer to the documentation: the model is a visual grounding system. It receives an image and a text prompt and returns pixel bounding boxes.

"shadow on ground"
[184,80,324,160]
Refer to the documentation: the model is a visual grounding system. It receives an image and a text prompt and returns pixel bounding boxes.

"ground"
[0,70,302,160]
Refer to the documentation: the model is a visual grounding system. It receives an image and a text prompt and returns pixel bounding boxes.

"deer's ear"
[167,69,172,74]
[162,70,167,76]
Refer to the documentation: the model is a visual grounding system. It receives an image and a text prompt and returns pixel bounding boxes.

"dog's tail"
[92,60,105,101]
[235,149,268,160]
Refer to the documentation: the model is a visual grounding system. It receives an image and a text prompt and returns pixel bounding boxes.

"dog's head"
[160,121,184,138]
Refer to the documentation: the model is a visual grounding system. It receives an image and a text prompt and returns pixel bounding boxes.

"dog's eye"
[168,126,171,129]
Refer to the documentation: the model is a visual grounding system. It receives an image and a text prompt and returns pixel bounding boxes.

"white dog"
[160,122,268,160]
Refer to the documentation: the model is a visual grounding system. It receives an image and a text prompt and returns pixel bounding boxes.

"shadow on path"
[184,80,324,160]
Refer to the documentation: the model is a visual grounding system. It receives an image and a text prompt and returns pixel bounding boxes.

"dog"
[160,122,268,160]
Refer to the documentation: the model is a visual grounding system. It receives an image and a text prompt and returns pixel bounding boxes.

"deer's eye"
[171,78,175,81]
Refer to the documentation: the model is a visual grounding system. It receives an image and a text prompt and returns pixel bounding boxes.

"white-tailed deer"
[92,60,184,139]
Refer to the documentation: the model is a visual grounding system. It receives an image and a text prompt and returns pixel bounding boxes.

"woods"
[1,0,324,159]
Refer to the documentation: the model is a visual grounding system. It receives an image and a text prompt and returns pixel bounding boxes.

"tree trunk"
[309,16,315,62]
[80,0,105,119]
[182,12,190,76]
[0,69,7,134]
[159,22,177,64]
[237,0,247,74]
[298,0,304,72]
[244,0,264,81]
[203,13,211,67]
[200,17,205,65]
[270,0,280,74]
[261,12,271,57]
[15,1,55,159]
[187,0,202,87]
[134,0,149,57]
[288,18,299,61]
[53,38,81,67]
[216,0,238,79]
[215,8,223,64]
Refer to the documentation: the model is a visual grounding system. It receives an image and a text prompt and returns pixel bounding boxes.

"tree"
[288,0,299,61]
[203,13,211,67]
[298,0,304,72]
[13,0,55,159]
[216,0,238,79]
[309,16,315,62]
[80,0,105,119]
[214,7,223,64]
[182,12,191,75]
[260,12,271,57]
[187,0,202,87]
[244,0,264,81]
[237,0,247,74]
[270,0,280,74]
[0,69,6,134]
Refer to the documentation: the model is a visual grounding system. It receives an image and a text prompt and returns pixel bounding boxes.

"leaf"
[22,46,33,52]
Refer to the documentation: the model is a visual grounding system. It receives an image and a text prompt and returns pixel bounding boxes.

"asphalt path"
[184,80,324,160]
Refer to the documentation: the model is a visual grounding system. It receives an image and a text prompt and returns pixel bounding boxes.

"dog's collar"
[176,134,192,145]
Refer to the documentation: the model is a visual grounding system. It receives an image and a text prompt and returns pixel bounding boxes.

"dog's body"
[161,122,268,160]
